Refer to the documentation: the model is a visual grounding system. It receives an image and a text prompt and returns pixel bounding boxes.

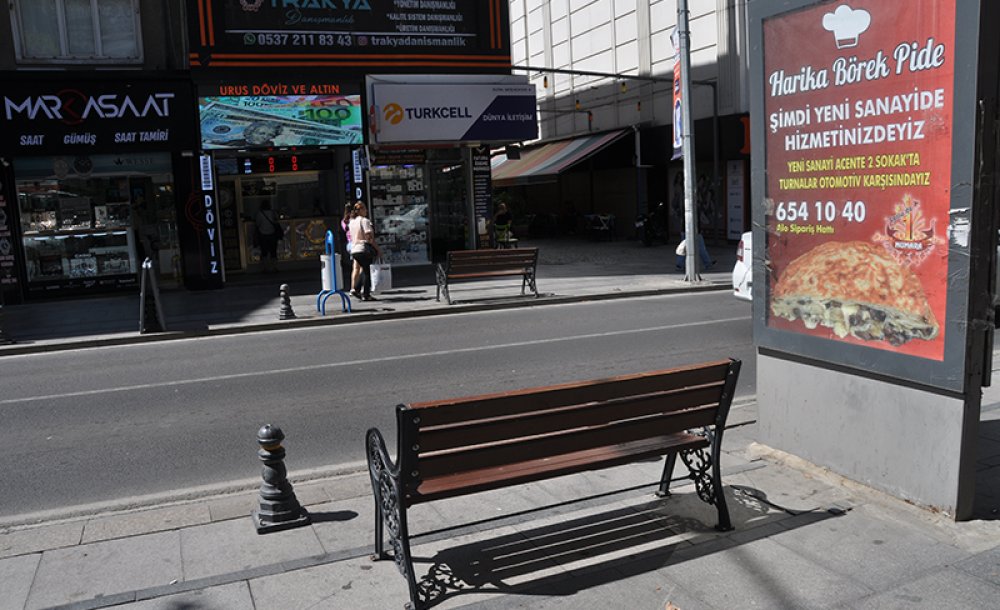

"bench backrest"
[445,248,538,275]
[395,359,740,487]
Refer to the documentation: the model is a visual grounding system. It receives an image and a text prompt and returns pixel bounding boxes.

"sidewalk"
[2,398,999,610]
[3,237,999,609]
[0,237,735,356]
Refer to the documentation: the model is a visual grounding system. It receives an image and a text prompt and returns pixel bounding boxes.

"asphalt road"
[0,292,753,517]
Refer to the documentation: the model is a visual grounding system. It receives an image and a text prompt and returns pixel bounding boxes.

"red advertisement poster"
[763,1,956,361]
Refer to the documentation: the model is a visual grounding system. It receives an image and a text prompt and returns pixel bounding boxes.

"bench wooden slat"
[450,253,535,261]
[410,432,709,504]
[417,404,717,479]
[449,251,536,261]
[448,248,536,258]
[418,383,725,452]
[447,262,536,274]
[447,270,529,280]
[447,267,533,277]
[409,361,732,426]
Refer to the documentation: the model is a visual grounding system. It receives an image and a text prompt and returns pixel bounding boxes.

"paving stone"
[726,459,859,514]
[116,582,252,609]
[25,530,181,610]
[287,481,334,507]
[0,553,40,610]
[207,493,258,522]
[457,554,717,610]
[321,471,374,501]
[854,567,1000,610]
[506,497,693,569]
[954,545,1000,585]
[655,537,872,610]
[249,556,407,609]
[767,503,970,590]
[419,482,566,537]
[642,483,787,542]
[407,525,550,608]
[305,496,371,555]
[0,522,82,558]
[82,504,212,543]
[180,516,325,581]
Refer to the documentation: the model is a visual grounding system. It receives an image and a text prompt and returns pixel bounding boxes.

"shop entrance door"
[428,161,467,262]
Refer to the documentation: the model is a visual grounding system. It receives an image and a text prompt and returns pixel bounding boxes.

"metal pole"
[678,0,700,282]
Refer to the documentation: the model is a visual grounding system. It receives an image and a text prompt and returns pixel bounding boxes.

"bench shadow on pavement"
[408,484,841,609]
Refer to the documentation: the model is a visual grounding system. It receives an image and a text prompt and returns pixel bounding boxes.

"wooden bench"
[435,248,539,305]
[365,359,741,609]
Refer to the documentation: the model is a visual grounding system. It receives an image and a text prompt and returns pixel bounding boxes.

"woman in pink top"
[340,203,358,291]
[348,200,381,301]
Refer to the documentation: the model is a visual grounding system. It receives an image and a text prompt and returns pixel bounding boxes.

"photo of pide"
[761,0,955,361]
[770,240,939,347]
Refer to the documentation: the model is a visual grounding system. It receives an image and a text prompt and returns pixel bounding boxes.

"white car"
[732,231,752,301]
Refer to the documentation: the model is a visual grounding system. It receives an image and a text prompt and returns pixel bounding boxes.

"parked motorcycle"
[635,202,670,246]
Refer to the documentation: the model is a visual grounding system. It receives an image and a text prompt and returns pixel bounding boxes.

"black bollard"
[252,424,310,534]
[279,284,296,320]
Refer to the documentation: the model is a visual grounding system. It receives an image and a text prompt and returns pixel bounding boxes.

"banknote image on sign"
[198,95,363,149]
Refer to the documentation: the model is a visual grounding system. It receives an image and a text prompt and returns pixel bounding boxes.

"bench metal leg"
[366,429,423,608]
[366,430,392,561]
[655,451,678,497]
[523,270,538,297]
[680,437,733,531]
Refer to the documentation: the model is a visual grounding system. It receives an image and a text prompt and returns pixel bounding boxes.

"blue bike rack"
[317,230,352,315]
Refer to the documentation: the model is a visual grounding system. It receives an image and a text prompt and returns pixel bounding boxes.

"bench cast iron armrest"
[365,429,408,567]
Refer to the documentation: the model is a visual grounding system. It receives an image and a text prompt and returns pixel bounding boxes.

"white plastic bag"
[675,241,687,256]
[371,260,393,292]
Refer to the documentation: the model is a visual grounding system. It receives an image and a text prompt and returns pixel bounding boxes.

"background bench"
[435,248,539,305]
[365,359,741,609]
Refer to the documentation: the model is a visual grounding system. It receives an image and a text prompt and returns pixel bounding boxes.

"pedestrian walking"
[340,203,358,291]
[255,200,282,272]
[349,201,381,301]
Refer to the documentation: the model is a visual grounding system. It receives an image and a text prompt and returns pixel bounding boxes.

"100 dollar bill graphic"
[199,100,363,149]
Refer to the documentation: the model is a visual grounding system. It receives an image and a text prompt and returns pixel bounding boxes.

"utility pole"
[677,0,700,282]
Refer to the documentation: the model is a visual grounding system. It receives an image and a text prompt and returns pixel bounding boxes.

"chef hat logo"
[822,5,871,49]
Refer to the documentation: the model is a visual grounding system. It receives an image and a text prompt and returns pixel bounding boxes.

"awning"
[491,129,630,188]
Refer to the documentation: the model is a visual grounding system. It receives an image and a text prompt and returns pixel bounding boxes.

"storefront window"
[15,154,177,294]
[369,164,430,266]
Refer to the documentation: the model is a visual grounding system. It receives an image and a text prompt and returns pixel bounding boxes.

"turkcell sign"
[372,83,537,144]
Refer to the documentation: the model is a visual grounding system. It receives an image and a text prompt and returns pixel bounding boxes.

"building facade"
[496,0,752,243]
[0,1,192,304]
[0,1,531,304]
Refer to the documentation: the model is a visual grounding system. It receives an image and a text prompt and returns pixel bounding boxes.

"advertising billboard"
[187,0,511,73]
[0,75,196,153]
[196,80,363,150]
[752,0,981,391]
[370,81,537,144]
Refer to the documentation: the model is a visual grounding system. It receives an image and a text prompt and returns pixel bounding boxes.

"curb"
[0,282,730,357]
[0,461,369,531]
